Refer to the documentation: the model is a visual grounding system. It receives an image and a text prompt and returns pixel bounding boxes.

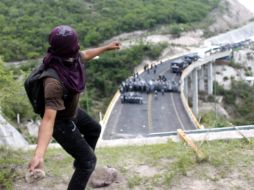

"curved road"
[103,59,196,140]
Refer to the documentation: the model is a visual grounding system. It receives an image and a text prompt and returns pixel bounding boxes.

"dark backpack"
[24,64,66,115]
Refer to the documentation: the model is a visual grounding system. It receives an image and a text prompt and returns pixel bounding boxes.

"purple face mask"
[43,25,85,93]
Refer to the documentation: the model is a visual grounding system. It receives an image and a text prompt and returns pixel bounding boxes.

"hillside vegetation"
[218,80,254,125]
[200,81,254,128]
[0,0,219,61]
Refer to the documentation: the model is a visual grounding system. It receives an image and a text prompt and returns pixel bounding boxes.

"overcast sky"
[238,0,254,13]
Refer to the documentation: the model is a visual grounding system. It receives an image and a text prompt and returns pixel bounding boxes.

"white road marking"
[170,93,185,130]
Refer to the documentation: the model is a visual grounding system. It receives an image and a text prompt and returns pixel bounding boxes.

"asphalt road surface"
[103,60,196,140]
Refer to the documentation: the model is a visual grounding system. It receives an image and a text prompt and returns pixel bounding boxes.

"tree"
[0,58,34,121]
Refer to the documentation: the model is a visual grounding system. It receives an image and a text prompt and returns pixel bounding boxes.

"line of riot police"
[120,92,143,104]
[119,75,179,104]
[120,75,179,94]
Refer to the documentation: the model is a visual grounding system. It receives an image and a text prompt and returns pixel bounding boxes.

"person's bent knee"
[76,155,97,173]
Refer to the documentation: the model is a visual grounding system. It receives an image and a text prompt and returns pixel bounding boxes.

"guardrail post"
[192,68,198,116]
[177,129,207,162]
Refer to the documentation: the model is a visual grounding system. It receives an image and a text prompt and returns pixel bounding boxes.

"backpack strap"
[40,68,60,81]
[40,68,69,100]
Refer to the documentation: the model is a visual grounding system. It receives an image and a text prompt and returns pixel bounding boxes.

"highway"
[102,59,196,140]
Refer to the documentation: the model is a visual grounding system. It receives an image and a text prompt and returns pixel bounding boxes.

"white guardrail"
[98,90,121,141]
[180,50,232,129]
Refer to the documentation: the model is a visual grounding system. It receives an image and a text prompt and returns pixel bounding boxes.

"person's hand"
[28,156,44,173]
[106,41,121,50]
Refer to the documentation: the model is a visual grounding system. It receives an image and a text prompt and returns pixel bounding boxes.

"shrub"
[0,147,25,190]
[200,111,230,128]
[170,24,183,37]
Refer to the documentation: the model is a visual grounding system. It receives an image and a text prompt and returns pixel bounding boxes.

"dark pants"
[53,108,101,190]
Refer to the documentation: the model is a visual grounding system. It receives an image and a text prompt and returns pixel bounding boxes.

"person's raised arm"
[81,41,120,61]
[28,108,57,172]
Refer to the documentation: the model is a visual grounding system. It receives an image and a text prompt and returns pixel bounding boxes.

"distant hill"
[0,0,219,61]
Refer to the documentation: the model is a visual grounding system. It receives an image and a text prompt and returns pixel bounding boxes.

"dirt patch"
[170,30,204,47]
[171,163,254,190]
[135,165,160,177]
[13,172,69,190]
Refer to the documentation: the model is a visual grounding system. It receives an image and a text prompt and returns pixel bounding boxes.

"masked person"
[28,25,120,190]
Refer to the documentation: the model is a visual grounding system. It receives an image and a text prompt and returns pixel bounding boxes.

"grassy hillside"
[0,0,219,61]
[1,138,254,189]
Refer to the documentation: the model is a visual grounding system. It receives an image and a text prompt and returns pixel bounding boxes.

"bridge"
[101,50,232,140]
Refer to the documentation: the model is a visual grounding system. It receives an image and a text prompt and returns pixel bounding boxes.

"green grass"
[0,138,254,189]
[0,147,28,190]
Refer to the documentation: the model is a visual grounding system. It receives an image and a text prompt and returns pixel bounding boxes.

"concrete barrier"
[179,51,232,129]
[99,91,121,141]
[25,125,254,150]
